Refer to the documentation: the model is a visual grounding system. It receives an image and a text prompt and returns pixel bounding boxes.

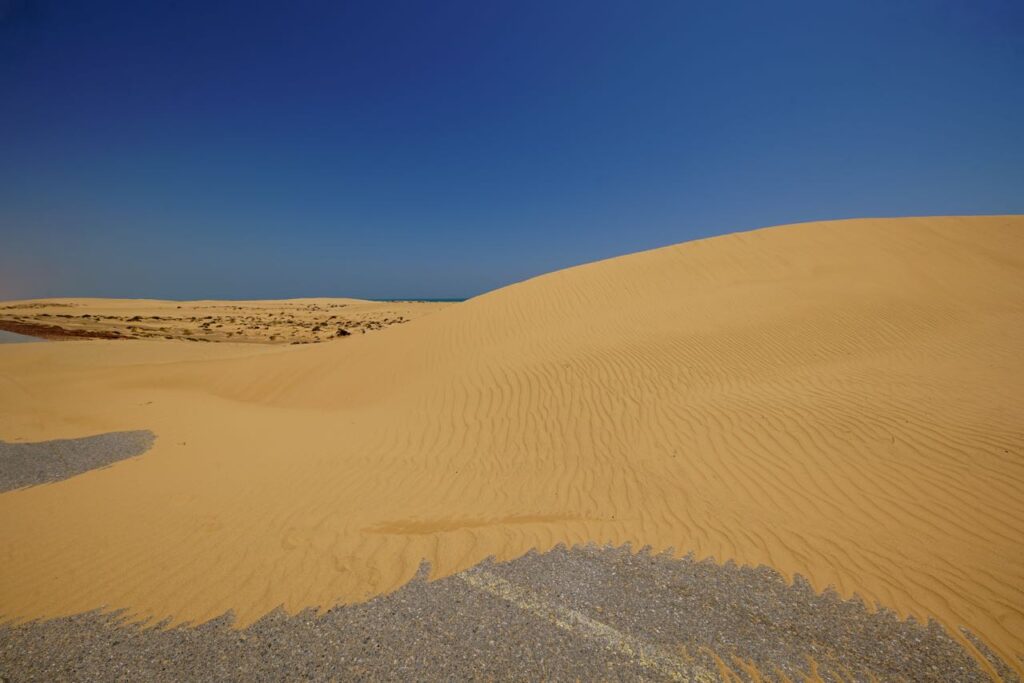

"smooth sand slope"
[1,216,1022,673]
[0,297,451,343]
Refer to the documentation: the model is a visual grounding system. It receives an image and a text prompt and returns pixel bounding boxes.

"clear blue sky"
[1,1,1021,300]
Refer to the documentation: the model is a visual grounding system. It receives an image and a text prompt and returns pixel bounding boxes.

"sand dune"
[1,216,1022,675]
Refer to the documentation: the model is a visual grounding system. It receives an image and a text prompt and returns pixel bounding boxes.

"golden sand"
[1,216,1021,671]
[0,297,450,343]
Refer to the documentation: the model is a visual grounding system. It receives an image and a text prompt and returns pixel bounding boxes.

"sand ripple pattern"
[1,216,1022,675]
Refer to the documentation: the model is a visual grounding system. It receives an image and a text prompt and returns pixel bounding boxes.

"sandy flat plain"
[0,297,451,344]
[1,216,1021,677]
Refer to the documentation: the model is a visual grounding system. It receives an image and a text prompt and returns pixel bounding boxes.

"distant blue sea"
[375,298,467,303]
[0,329,45,344]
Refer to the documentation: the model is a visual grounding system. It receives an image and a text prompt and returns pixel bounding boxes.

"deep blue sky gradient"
[1,1,1022,299]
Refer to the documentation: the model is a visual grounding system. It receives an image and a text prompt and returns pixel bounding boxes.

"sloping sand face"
[1,216,1022,672]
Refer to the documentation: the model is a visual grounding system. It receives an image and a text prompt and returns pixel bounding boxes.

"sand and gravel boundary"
[0,431,154,493]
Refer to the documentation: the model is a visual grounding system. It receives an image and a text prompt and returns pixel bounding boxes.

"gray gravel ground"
[0,431,154,493]
[1,433,1019,681]
[2,546,1017,682]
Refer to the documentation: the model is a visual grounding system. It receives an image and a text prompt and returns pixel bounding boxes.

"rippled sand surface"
[1,216,1021,674]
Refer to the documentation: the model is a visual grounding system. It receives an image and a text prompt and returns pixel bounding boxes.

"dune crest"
[1,216,1022,672]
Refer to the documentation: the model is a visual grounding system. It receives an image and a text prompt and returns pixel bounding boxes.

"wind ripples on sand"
[0,216,1021,676]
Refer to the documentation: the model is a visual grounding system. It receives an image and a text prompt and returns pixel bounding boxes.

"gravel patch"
[1,545,1015,682]
[0,431,154,492]
[484,545,1018,682]
[1,433,1016,681]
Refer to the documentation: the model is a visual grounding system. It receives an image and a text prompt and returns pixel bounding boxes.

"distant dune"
[0,297,450,344]
[1,216,1021,674]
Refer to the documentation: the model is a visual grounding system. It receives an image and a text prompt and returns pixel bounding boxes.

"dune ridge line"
[0,215,1022,674]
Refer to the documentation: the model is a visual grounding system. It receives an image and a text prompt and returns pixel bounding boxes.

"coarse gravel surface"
[3,546,1016,682]
[0,433,1018,681]
[0,431,154,493]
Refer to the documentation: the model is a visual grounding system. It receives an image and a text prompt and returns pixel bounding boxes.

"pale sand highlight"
[1,216,1022,673]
